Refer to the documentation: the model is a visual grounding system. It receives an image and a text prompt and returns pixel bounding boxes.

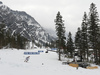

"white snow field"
[0,48,100,75]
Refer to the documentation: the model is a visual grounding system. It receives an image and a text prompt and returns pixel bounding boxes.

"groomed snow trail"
[0,49,100,75]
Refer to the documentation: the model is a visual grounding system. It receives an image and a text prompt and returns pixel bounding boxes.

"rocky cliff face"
[0,2,55,45]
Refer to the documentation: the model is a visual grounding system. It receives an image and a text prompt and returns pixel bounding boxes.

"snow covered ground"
[0,48,100,75]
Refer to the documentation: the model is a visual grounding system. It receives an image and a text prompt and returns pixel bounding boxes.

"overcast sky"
[1,0,100,36]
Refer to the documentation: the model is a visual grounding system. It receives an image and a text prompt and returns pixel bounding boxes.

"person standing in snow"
[24,56,30,62]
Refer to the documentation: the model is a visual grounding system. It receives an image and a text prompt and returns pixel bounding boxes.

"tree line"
[0,21,29,49]
[0,20,56,49]
[55,3,100,64]
[0,21,56,49]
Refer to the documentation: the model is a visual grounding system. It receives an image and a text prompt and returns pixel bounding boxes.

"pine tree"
[88,3,100,64]
[0,21,6,48]
[67,32,74,58]
[55,11,66,60]
[16,34,23,49]
[97,36,100,64]
[6,29,11,48]
[75,27,82,55]
[81,12,88,61]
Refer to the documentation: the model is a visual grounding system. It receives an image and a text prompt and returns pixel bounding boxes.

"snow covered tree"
[97,35,100,64]
[55,11,66,60]
[67,32,74,58]
[88,3,100,64]
[81,12,88,61]
[75,27,82,54]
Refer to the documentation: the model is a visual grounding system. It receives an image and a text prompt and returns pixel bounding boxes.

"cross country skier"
[24,56,30,62]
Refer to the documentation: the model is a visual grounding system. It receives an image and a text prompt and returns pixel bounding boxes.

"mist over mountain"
[44,28,56,37]
[0,1,55,45]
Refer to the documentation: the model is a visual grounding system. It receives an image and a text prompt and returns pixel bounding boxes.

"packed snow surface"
[0,48,100,75]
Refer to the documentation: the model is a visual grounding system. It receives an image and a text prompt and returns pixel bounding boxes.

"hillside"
[0,2,55,45]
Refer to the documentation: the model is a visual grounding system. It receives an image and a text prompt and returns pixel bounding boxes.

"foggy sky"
[1,0,100,36]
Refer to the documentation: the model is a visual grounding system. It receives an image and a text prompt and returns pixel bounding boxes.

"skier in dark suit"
[24,56,30,62]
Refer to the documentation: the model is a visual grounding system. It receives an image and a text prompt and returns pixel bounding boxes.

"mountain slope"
[0,2,55,45]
